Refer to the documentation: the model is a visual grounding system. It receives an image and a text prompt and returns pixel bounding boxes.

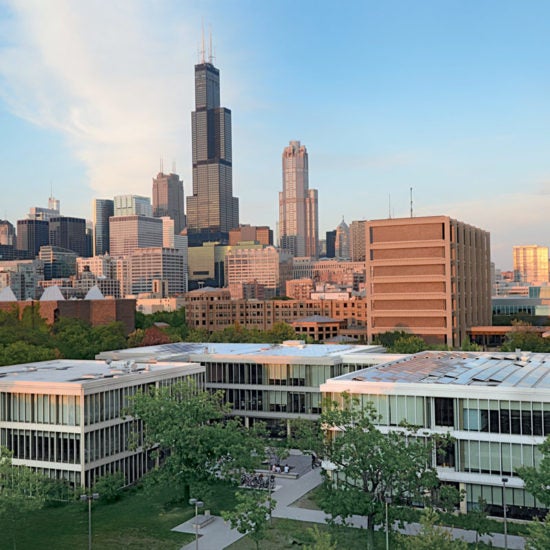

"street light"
[501,477,508,550]
[385,496,392,550]
[80,493,100,550]
[189,497,204,550]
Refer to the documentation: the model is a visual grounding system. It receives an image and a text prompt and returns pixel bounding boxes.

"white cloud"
[0,0,200,198]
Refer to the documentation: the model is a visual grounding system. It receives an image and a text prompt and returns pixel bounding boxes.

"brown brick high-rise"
[364,215,491,347]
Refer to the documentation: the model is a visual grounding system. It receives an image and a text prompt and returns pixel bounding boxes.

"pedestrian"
[311,453,316,468]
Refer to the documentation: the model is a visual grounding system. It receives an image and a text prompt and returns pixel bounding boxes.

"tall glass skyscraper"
[92,199,114,256]
[279,141,319,258]
[186,56,239,244]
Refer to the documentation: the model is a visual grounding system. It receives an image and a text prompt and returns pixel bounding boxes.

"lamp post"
[501,477,508,550]
[189,497,204,550]
[80,493,100,550]
[385,496,392,550]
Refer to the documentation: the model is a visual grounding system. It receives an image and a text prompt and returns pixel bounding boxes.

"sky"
[1,1,550,269]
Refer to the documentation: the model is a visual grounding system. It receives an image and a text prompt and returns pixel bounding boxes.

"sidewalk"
[173,460,526,550]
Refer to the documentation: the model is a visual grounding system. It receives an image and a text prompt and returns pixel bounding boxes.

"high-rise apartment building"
[114,195,152,217]
[186,56,239,244]
[350,220,367,261]
[513,245,549,285]
[49,216,89,257]
[92,199,114,256]
[16,219,49,257]
[152,172,185,234]
[109,215,163,257]
[364,215,491,347]
[279,141,318,258]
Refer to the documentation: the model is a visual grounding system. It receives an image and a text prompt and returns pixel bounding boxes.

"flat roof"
[97,341,385,362]
[0,358,199,386]
[332,351,550,389]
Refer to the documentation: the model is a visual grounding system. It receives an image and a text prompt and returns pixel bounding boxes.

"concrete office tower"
[16,219,49,257]
[186,55,239,244]
[364,215,491,347]
[335,218,351,260]
[350,220,367,261]
[152,172,185,233]
[513,245,549,285]
[114,195,152,217]
[279,141,319,258]
[49,216,88,257]
[109,215,163,257]
[229,225,273,246]
[92,199,114,256]
[0,220,16,246]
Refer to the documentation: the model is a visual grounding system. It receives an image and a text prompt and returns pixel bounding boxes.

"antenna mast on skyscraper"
[410,187,413,217]
[172,160,176,173]
[160,157,164,174]
[201,19,206,63]
[209,26,214,64]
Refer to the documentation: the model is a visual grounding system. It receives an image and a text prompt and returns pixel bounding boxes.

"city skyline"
[2,1,550,268]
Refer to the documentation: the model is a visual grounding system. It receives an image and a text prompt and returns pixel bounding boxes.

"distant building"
[38,245,78,280]
[325,230,336,258]
[350,220,367,261]
[92,198,114,256]
[286,278,314,300]
[364,215,491,347]
[16,219,49,257]
[279,141,319,257]
[0,220,16,246]
[0,259,44,300]
[513,245,549,285]
[109,215,163,257]
[225,246,293,299]
[291,315,345,342]
[186,56,239,244]
[229,225,273,246]
[334,218,351,260]
[128,247,187,296]
[49,216,88,257]
[113,195,152,217]
[152,172,185,234]
[28,195,60,222]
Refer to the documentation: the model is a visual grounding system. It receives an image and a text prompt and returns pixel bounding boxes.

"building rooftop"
[332,350,550,389]
[0,358,199,386]
[97,341,386,363]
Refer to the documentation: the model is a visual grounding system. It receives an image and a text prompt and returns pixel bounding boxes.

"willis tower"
[186,44,239,245]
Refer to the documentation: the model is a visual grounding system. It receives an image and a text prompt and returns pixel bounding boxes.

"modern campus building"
[152,172,185,234]
[92,198,114,256]
[0,358,204,489]
[513,245,549,285]
[364,215,491,347]
[186,54,239,244]
[98,342,393,435]
[321,350,550,518]
[279,141,319,258]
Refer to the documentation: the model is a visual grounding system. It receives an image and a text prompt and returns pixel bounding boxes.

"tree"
[0,447,50,549]
[128,380,264,501]
[0,341,58,366]
[92,471,126,503]
[526,512,550,550]
[517,436,550,508]
[303,526,337,550]
[397,508,468,549]
[437,484,464,513]
[464,497,492,548]
[320,394,439,548]
[389,335,428,353]
[222,490,275,550]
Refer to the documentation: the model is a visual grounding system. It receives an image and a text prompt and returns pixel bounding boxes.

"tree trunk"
[366,514,375,550]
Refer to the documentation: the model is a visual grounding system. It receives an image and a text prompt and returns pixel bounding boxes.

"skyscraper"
[513,245,549,284]
[186,53,239,244]
[16,219,49,257]
[92,199,114,256]
[114,195,152,217]
[152,172,185,234]
[279,141,319,258]
[49,216,89,257]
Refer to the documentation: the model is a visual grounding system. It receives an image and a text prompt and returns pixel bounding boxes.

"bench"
[192,510,216,528]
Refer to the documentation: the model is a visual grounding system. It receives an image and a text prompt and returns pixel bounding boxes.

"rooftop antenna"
[208,25,214,64]
[172,160,176,173]
[201,18,206,63]
[160,157,164,174]
[410,187,414,218]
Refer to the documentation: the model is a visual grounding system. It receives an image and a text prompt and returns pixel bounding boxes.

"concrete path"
[173,454,526,550]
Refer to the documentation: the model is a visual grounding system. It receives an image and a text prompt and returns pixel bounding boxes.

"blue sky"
[1,1,550,269]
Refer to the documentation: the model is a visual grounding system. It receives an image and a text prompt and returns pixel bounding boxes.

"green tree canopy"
[517,436,550,508]
[319,393,439,548]
[526,512,550,550]
[128,380,264,500]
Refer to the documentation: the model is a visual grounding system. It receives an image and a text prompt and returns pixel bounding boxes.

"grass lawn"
[2,484,218,550]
